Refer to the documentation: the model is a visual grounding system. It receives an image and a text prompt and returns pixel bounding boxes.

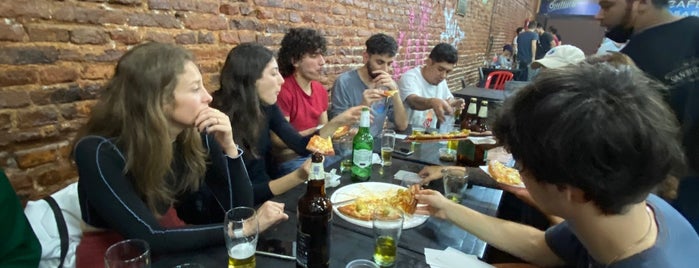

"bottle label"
[296,230,310,267]
[359,109,370,128]
[309,163,324,180]
[352,149,372,168]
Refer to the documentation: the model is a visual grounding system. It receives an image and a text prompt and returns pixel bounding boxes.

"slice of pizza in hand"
[381,89,399,98]
[487,160,523,186]
[306,135,335,156]
[332,125,350,139]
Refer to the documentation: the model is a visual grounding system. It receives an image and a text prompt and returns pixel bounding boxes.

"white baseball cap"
[531,45,585,69]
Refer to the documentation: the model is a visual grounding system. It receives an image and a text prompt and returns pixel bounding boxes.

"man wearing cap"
[595,0,699,231]
[530,45,586,70]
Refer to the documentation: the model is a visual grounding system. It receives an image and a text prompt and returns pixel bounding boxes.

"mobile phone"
[255,238,296,260]
[394,147,414,156]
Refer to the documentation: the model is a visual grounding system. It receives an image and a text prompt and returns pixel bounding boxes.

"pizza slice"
[332,125,350,139]
[306,135,335,156]
[381,89,399,98]
[337,185,420,221]
[487,160,523,186]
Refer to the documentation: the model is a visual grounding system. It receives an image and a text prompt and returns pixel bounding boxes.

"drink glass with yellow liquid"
[224,207,258,268]
[380,129,396,166]
[411,126,425,152]
[372,208,403,267]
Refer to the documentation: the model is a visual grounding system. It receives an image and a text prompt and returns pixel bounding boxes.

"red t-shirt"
[277,75,329,132]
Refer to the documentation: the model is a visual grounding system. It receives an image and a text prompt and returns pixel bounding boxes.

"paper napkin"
[424,247,494,268]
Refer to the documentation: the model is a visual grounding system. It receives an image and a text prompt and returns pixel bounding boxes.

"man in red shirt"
[274,28,330,175]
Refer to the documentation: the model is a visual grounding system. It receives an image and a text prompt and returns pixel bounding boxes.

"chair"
[484,71,514,90]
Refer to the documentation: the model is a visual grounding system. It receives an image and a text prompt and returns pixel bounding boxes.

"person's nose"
[594,10,603,21]
[276,75,284,85]
[202,88,213,104]
[319,55,325,66]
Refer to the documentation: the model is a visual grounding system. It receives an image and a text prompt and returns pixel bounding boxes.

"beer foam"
[229,243,255,259]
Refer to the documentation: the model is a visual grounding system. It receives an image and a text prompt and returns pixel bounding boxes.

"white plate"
[330,182,428,229]
[479,166,526,188]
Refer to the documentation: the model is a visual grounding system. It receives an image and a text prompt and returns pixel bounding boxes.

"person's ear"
[362,52,369,64]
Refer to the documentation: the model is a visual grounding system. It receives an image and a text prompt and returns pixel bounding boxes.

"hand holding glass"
[442,169,469,202]
[224,207,258,268]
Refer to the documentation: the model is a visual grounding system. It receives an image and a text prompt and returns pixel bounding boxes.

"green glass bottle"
[351,107,373,182]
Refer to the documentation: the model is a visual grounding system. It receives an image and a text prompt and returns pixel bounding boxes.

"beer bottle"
[474,101,489,132]
[296,153,331,268]
[351,107,373,182]
[460,98,478,131]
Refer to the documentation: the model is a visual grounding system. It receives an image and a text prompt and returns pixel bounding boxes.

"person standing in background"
[535,23,556,59]
[595,0,699,231]
[516,22,539,81]
[512,27,524,64]
[549,26,562,46]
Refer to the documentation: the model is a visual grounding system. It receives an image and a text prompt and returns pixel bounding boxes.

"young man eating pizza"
[415,62,699,267]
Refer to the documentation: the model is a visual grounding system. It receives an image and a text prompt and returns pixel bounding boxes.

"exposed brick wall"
[0,0,537,200]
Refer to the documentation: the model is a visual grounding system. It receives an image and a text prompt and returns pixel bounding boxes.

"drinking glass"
[104,239,150,268]
[372,209,404,267]
[380,129,396,166]
[346,259,380,268]
[337,135,354,173]
[224,207,258,268]
[442,168,469,203]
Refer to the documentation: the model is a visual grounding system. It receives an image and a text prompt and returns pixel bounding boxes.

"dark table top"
[154,142,503,268]
[453,86,506,102]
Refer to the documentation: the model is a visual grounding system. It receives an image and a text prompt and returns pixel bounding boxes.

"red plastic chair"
[484,71,514,90]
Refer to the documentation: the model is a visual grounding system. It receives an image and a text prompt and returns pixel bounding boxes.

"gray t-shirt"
[545,194,699,268]
[330,69,394,136]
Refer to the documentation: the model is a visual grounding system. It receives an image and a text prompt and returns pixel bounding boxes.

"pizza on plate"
[337,184,420,221]
[381,89,399,98]
[306,135,335,156]
[407,129,470,141]
[487,160,523,186]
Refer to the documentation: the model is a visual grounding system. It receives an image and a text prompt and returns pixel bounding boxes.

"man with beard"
[595,0,699,231]
[398,43,462,129]
[329,33,408,136]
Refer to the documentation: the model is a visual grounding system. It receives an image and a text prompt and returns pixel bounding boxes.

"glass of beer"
[380,129,396,166]
[372,208,404,267]
[104,239,151,268]
[224,207,258,268]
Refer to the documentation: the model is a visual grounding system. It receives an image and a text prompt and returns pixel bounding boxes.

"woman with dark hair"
[72,42,287,267]
[212,43,362,204]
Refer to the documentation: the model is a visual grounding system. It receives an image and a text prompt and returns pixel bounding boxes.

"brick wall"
[0,0,537,200]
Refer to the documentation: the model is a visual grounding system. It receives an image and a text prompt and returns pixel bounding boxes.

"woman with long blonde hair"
[72,42,287,267]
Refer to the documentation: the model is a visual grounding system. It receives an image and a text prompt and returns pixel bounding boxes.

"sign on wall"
[540,0,698,17]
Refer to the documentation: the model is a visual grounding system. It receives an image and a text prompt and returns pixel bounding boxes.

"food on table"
[306,135,335,155]
[487,160,523,186]
[406,129,470,141]
[337,184,420,221]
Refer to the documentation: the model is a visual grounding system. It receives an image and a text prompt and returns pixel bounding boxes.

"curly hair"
[277,28,327,77]
[493,62,684,214]
[365,33,398,57]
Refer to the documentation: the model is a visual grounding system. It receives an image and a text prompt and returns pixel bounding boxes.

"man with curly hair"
[274,28,331,175]
[330,33,408,136]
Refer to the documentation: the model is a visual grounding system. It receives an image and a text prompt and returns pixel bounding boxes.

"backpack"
[24,183,83,268]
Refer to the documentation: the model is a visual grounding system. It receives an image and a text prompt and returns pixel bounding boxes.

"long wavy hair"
[74,42,207,212]
[212,43,274,157]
